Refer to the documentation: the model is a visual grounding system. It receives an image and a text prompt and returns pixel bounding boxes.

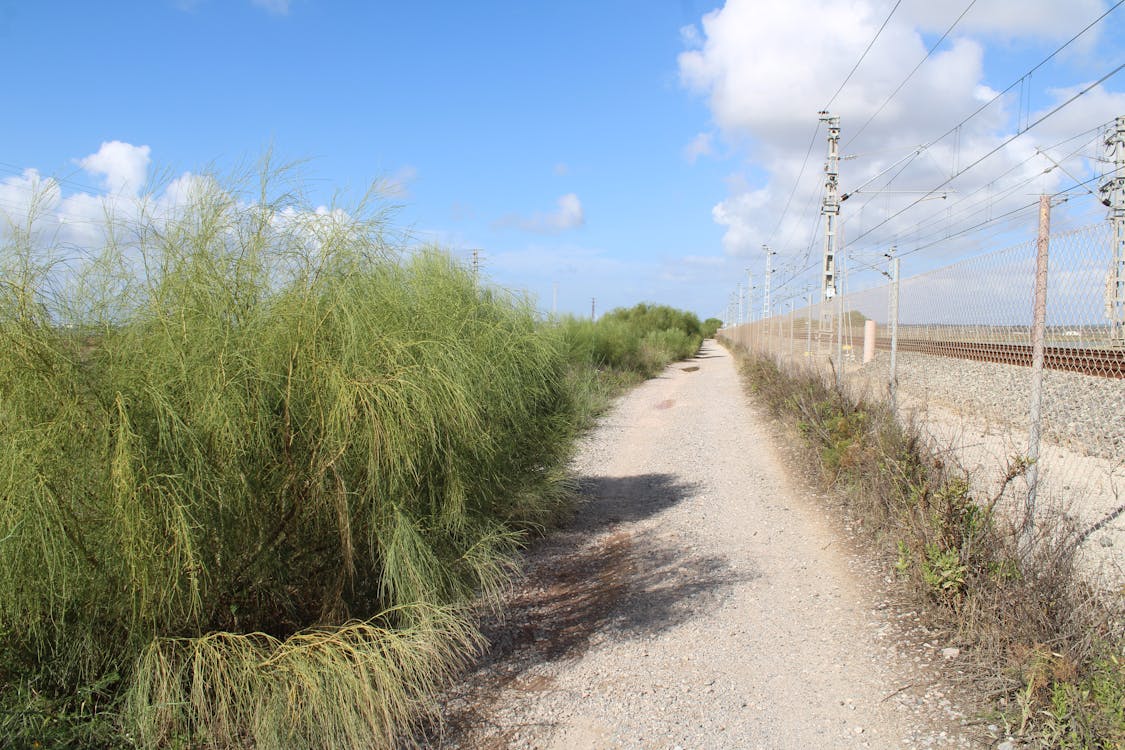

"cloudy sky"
[1,1,1123,319]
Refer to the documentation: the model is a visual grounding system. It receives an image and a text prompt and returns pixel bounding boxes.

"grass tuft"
[126,605,480,750]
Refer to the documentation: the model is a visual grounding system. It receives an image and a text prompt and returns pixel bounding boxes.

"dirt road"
[431,341,979,749]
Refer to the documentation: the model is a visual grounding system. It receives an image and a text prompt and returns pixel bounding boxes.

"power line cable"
[763,0,903,252]
[847,63,1125,248]
[824,0,904,110]
[770,125,1104,295]
[764,121,822,246]
[896,169,1106,260]
[846,125,1105,256]
[838,0,1123,210]
[846,0,978,148]
[751,1,1122,301]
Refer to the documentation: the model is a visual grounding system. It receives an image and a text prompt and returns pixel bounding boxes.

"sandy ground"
[424,341,984,749]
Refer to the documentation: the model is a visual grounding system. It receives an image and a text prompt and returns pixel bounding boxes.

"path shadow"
[424,473,758,747]
[570,472,698,530]
[482,523,752,662]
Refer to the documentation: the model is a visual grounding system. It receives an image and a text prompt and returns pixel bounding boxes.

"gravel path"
[427,341,983,749]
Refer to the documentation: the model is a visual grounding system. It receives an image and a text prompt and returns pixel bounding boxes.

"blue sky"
[2,1,1124,320]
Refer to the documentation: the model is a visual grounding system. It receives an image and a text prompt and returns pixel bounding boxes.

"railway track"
[873,338,1125,379]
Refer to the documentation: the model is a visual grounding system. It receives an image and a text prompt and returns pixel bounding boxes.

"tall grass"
[0,170,581,747]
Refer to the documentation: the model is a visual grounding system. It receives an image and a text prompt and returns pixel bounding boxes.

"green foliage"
[558,302,704,379]
[127,605,479,750]
[1022,650,1125,749]
[702,317,723,338]
[920,544,969,604]
[0,169,584,747]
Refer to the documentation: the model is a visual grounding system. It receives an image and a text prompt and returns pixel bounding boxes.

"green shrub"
[558,302,705,379]
[0,171,581,747]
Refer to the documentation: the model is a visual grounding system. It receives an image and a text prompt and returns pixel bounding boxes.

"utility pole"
[737,282,744,325]
[762,244,775,318]
[1101,115,1125,346]
[746,268,753,322]
[591,297,596,321]
[552,282,558,317]
[819,111,842,302]
[470,249,482,282]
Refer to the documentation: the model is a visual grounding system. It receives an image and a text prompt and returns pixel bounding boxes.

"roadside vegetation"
[552,304,713,422]
[0,169,705,748]
[725,343,1124,749]
[559,303,712,380]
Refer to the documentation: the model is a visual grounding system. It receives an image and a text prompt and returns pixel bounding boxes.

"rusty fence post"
[1025,194,1051,544]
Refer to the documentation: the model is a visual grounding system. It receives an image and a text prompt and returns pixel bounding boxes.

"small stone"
[997,741,1016,750]
[1099,535,1113,548]
[941,647,960,659]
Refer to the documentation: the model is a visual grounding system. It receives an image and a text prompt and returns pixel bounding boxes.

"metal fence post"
[835,291,844,388]
[805,293,813,359]
[789,301,795,362]
[1025,194,1051,543]
[888,254,900,412]
[770,306,778,360]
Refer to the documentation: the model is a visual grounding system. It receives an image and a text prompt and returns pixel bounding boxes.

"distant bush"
[559,303,705,379]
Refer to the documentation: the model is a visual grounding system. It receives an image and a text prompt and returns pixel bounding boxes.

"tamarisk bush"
[0,170,579,747]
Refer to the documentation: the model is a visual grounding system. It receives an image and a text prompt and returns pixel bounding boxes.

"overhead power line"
[844,0,1125,203]
[764,0,902,251]
[824,0,903,111]
[846,125,1106,256]
[764,121,822,247]
[913,0,1125,156]
[848,63,1125,248]
[846,0,978,148]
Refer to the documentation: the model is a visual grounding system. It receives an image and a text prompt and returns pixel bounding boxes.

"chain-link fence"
[723,219,1124,585]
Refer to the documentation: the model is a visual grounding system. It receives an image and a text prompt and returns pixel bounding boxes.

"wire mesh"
[722,219,1124,584]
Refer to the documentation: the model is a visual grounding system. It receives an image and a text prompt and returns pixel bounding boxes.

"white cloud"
[495,193,585,233]
[250,0,290,14]
[380,165,417,197]
[684,132,714,164]
[680,23,704,49]
[677,0,1121,269]
[77,141,151,196]
[1,142,382,284]
[900,0,1108,42]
